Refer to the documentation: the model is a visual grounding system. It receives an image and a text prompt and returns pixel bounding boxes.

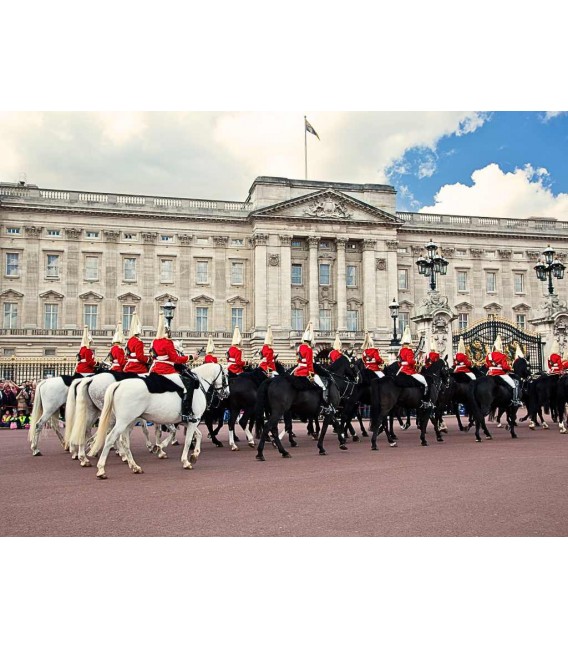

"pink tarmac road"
[1,418,567,536]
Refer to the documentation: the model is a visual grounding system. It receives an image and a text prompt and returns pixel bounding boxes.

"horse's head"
[215,365,230,400]
[513,356,530,379]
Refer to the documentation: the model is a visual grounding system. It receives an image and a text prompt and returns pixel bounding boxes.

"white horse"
[28,376,75,456]
[65,374,175,466]
[89,363,230,479]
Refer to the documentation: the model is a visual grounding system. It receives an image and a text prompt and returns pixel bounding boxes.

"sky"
[1,111,567,220]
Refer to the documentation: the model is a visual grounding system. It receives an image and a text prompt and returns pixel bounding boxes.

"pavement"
[1,416,567,536]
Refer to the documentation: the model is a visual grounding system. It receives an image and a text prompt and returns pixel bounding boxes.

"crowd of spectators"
[0,380,35,429]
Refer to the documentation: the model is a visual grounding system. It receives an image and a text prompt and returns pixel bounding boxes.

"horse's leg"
[419,409,429,446]
[181,422,199,469]
[283,411,296,447]
[317,417,330,455]
[189,426,203,465]
[155,423,180,459]
[119,423,144,472]
[508,407,518,439]
[257,413,290,461]
[96,422,138,479]
[228,409,240,451]
[357,409,369,437]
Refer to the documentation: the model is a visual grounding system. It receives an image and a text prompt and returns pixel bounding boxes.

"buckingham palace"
[1,175,568,364]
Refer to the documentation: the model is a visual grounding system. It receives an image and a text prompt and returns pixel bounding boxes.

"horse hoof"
[485,435,492,440]
[352,435,360,443]
[512,434,518,439]
[189,454,198,464]
[339,444,348,451]
[542,422,549,430]
[248,441,255,448]
[371,447,378,451]
[80,460,92,468]
[158,452,168,459]
[256,455,265,461]
[290,440,298,448]
[32,450,42,457]
[215,442,224,448]
[475,438,481,443]
[171,440,180,446]
[282,452,292,459]
[361,432,369,437]
[319,449,327,455]
[421,441,428,446]
[97,473,107,480]
[182,462,193,470]
[437,437,444,443]
[389,442,397,447]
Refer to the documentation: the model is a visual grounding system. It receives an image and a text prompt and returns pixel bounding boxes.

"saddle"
[60,373,85,387]
[142,374,184,397]
[393,373,422,389]
[453,372,474,384]
[284,374,321,392]
[109,371,146,382]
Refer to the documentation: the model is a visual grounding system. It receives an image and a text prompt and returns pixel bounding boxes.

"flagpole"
[304,115,307,180]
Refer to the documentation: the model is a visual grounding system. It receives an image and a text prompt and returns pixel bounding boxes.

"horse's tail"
[89,382,120,456]
[255,380,271,433]
[66,377,94,448]
[63,378,84,447]
[28,379,46,443]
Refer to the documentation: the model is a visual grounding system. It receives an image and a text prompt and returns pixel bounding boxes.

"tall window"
[319,263,331,286]
[319,309,332,332]
[486,272,496,293]
[196,307,208,332]
[124,257,137,281]
[347,310,359,332]
[231,262,244,285]
[46,254,60,278]
[516,314,526,330]
[291,264,303,285]
[346,265,357,287]
[122,305,136,332]
[514,273,525,294]
[231,307,243,330]
[6,252,19,276]
[457,271,468,292]
[85,256,99,281]
[84,304,98,329]
[160,259,174,283]
[44,304,58,330]
[458,313,469,330]
[398,268,409,290]
[196,261,209,284]
[291,308,304,330]
[3,303,17,329]
[398,312,409,336]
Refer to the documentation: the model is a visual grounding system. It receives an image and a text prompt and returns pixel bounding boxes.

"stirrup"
[181,413,199,423]
[420,400,433,409]
[321,404,334,415]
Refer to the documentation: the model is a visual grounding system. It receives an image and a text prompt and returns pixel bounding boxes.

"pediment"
[399,299,414,309]
[512,302,531,312]
[39,290,64,300]
[291,296,309,306]
[118,292,141,302]
[249,188,401,225]
[455,301,474,312]
[191,294,214,304]
[0,289,24,299]
[227,295,249,305]
[79,291,103,301]
[483,302,502,311]
[154,293,178,302]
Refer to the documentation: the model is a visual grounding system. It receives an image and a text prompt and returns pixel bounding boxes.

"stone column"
[308,236,320,329]
[213,236,229,330]
[279,234,292,332]
[141,232,158,326]
[63,227,82,328]
[336,237,347,331]
[253,233,268,331]
[178,234,193,329]
[23,226,42,327]
[385,239,399,316]
[362,239,377,332]
[103,229,120,325]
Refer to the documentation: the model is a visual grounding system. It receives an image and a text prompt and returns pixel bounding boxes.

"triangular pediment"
[455,301,473,312]
[154,293,178,303]
[249,188,401,224]
[512,302,531,312]
[227,295,249,305]
[191,294,214,304]
[483,302,502,311]
[0,289,24,299]
[39,290,64,299]
[117,292,142,302]
[79,291,103,301]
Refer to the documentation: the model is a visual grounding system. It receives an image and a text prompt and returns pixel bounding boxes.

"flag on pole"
[305,116,320,140]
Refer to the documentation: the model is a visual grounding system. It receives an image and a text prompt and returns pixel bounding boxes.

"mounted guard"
[75,326,96,376]
[259,325,278,375]
[123,312,150,375]
[424,336,441,368]
[109,323,126,371]
[484,334,523,406]
[547,339,563,375]
[294,321,332,413]
[329,332,344,363]
[203,336,218,364]
[362,331,385,378]
[397,326,432,408]
[453,336,476,381]
[227,326,246,377]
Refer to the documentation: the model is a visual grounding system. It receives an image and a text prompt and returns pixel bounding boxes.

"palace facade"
[1,175,567,363]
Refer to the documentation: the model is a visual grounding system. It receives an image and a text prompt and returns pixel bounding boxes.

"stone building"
[1,175,567,364]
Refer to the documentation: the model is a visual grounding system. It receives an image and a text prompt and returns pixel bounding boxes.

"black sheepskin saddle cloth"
[60,374,84,387]
[284,374,321,392]
[453,372,475,384]
[393,373,422,389]
[142,373,184,397]
[109,371,146,382]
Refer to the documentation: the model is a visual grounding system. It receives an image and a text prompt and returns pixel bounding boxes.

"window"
[231,262,244,285]
[291,240,303,248]
[486,272,496,293]
[319,309,332,332]
[84,304,98,329]
[398,268,409,290]
[397,247,407,254]
[398,312,409,336]
[456,249,466,256]
[514,273,525,294]
[346,265,357,287]
[196,261,209,284]
[347,310,359,332]
[85,231,100,239]
[47,229,61,237]
[3,348,16,357]
[124,257,137,281]
[319,241,330,250]
[196,237,208,245]
[291,264,303,285]
[160,259,174,283]
[319,263,331,286]
[44,304,58,330]
[3,303,17,329]
[46,254,60,278]
[161,234,174,243]
[7,227,20,235]
[291,308,304,330]
[124,233,137,240]
[85,256,99,281]
[458,313,469,330]
[6,252,19,276]
[231,307,243,330]
[347,242,358,251]
[44,348,56,356]
[196,307,208,332]
[457,271,468,291]
[231,238,244,246]
[122,305,136,332]
[515,314,526,330]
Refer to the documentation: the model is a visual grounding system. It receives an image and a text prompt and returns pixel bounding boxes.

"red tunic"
[363,347,384,372]
[109,344,126,371]
[485,351,511,376]
[424,351,440,367]
[227,346,245,374]
[76,347,96,374]
[454,352,473,373]
[260,344,276,372]
[294,343,314,377]
[548,353,563,374]
[562,359,568,372]
[398,346,416,375]
[204,354,218,364]
[329,349,343,363]
[150,338,189,375]
[123,336,150,374]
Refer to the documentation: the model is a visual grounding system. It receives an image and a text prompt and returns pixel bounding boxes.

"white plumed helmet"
[80,325,92,348]
[129,311,142,336]
[264,325,274,346]
[206,335,215,354]
[400,326,412,345]
[333,332,342,351]
[361,331,373,349]
[231,326,242,346]
[112,322,125,345]
[155,311,167,339]
[302,321,314,343]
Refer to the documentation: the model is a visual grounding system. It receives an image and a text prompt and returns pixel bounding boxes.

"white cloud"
[420,163,568,219]
[417,156,437,179]
[543,111,567,122]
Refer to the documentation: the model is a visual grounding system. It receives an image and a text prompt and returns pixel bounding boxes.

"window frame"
[5,252,20,277]
[230,261,244,286]
[291,264,303,286]
[195,306,209,332]
[84,304,98,330]
[3,302,18,329]
[319,263,331,286]
[196,260,210,285]
[123,257,137,282]
[44,303,59,330]
[346,265,357,288]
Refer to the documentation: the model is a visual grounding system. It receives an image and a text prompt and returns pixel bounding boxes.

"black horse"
[555,373,568,433]
[469,374,522,441]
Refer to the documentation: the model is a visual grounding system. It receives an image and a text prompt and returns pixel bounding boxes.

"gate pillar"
[529,294,568,366]
[411,290,456,360]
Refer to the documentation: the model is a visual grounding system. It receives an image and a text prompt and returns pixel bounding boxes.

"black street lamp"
[389,297,400,346]
[534,244,566,295]
[416,239,449,291]
[162,299,176,332]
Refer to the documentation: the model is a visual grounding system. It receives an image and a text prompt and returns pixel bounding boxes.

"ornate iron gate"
[452,316,543,371]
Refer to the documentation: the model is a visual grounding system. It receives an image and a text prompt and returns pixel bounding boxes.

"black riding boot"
[420,379,433,410]
[179,374,198,423]
[512,380,523,407]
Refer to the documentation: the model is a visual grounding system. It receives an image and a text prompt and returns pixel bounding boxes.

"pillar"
[279,234,292,331]
[336,237,347,330]
[308,236,320,329]
[362,239,377,331]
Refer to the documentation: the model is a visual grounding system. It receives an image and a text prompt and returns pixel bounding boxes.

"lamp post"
[162,299,176,333]
[389,297,400,346]
[534,244,566,295]
[416,239,449,291]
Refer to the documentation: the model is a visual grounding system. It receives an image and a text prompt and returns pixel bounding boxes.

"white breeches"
[465,372,476,380]
[272,371,279,376]
[313,375,325,390]
[412,373,427,387]
[78,372,93,377]
[162,373,186,392]
[497,374,516,389]
[374,371,385,378]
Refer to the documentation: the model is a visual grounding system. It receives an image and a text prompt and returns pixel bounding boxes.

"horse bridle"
[197,365,229,409]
